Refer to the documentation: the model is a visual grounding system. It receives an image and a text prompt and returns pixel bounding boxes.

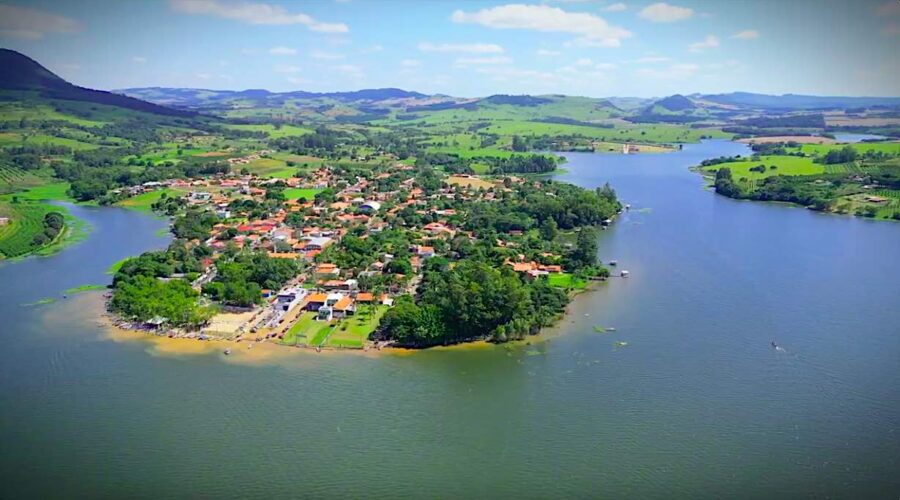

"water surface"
[1,141,898,498]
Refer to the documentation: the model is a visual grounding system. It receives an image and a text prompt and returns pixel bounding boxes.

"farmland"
[701,155,823,180]
[0,202,62,259]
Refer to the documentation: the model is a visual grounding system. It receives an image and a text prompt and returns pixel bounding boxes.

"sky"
[1,0,898,98]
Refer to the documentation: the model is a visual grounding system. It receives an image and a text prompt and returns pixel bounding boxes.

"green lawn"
[547,273,588,290]
[326,305,387,348]
[243,158,297,178]
[0,182,74,202]
[788,141,900,157]
[282,188,322,201]
[115,189,175,212]
[281,312,336,347]
[702,155,823,180]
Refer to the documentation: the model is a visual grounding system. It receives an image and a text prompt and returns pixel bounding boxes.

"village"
[114,155,591,351]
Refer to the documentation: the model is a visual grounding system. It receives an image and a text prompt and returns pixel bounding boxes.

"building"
[275,287,308,312]
[301,236,333,251]
[359,201,381,213]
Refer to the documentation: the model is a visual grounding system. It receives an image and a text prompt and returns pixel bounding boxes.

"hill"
[702,92,900,111]
[0,49,194,118]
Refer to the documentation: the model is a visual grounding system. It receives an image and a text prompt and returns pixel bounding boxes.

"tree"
[539,218,558,241]
[569,228,598,270]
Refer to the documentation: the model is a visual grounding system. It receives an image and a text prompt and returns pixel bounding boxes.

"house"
[413,245,435,258]
[315,263,340,278]
[189,191,212,202]
[305,293,329,311]
[331,296,356,318]
[276,287,308,312]
[0,217,9,226]
[301,236,333,251]
[355,292,375,303]
[322,279,358,291]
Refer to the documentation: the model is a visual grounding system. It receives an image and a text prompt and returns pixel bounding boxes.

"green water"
[1,141,899,498]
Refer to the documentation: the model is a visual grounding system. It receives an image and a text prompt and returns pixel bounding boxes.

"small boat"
[223,348,232,355]
[625,204,631,210]
[770,341,778,349]
[609,260,618,266]
[620,270,630,278]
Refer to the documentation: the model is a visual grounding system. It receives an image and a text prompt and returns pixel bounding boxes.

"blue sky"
[1,0,898,97]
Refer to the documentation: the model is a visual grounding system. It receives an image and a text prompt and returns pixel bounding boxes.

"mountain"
[702,92,900,111]
[115,86,427,108]
[652,94,696,112]
[627,94,710,123]
[0,49,195,117]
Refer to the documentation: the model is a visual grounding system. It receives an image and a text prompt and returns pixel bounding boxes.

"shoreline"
[99,271,611,361]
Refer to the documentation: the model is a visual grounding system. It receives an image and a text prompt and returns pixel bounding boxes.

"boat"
[620,270,630,277]
[609,260,618,266]
[223,348,231,355]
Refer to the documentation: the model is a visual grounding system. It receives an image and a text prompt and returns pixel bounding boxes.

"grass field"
[243,158,297,178]
[282,188,322,201]
[0,182,74,202]
[325,305,386,348]
[788,142,900,157]
[282,312,327,346]
[223,124,313,138]
[547,273,588,289]
[702,155,823,180]
[447,175,494,189]
[0,201,60,258]
[480,121,728,144]
[115,189,175,212]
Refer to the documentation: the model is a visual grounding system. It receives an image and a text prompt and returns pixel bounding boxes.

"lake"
[1,140,898,498]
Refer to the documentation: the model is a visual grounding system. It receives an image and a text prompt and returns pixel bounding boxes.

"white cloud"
[360,44,383,54]
[418,42,505,53]
[0,4,82,40]
[455,56,513,66]
[575,57,593,66]
[636,55,670,63]
[603,2,627,12]
[451,4,631,48]
[132,56,148,64]
[287,76,309,85]
[170,0,349,33]
[311,50,344,60]
[273,64,302,73]
[536,49,561,56]
[732,29,758,40]
[401,59,421,67]
[638,3,693,22]
[269,46,297,56]
[334,64,363,77]
[636,63,698,79]
[688,35,719,52]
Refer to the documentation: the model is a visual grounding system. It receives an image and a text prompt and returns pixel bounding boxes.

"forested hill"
[0,49,194,118]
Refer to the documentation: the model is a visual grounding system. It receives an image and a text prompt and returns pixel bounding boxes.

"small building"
[276,287,308,312]
[359,201,382,213]
[302,236,333,251]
